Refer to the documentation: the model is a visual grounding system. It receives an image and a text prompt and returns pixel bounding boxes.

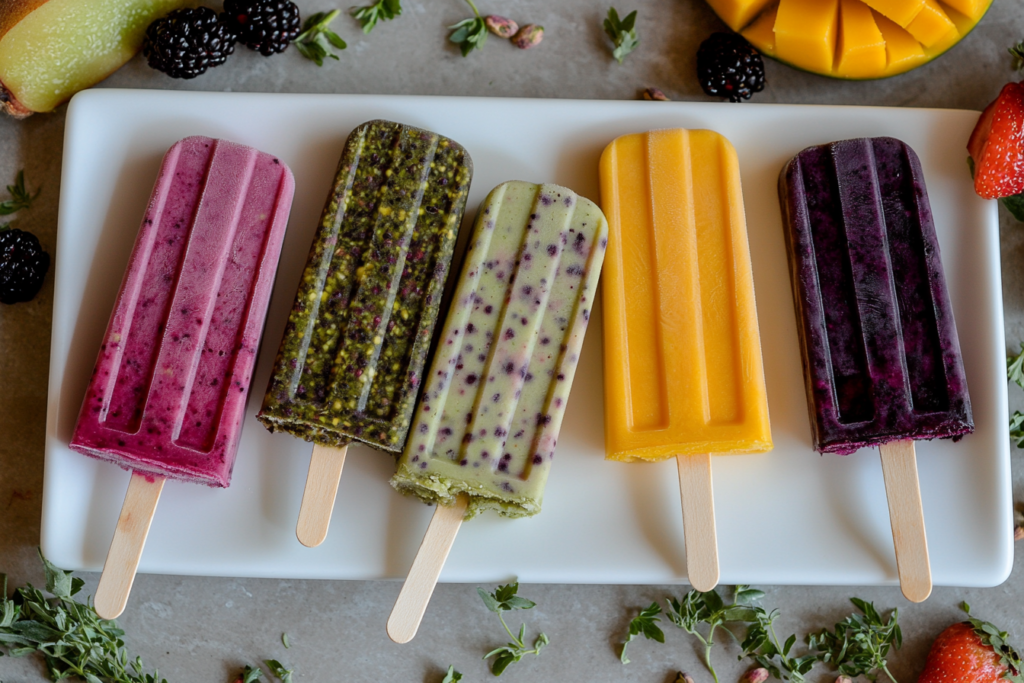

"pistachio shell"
[484,15,518,39]
[511,24,544,50]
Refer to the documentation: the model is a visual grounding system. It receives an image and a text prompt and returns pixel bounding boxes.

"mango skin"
[0,0,191,117]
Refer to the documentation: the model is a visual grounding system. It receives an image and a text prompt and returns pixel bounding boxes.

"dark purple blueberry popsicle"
[779,136,973,455]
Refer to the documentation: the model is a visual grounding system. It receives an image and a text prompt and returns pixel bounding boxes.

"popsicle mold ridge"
[391,181,609,519]
[779,136,973,454]
[257,119,473,453]
[69,136,295,487]
[600,128,772,462]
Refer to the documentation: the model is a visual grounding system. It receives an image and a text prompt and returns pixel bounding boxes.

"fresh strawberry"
[917,604,1023,683]
[968,82,1024,199]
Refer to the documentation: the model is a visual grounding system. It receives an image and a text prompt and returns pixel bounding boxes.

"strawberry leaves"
[962,603,1024,683]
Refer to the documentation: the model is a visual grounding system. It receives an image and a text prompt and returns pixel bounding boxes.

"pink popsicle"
[70,136,295,487]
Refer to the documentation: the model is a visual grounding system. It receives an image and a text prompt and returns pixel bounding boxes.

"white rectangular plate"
[43,89,1012,587]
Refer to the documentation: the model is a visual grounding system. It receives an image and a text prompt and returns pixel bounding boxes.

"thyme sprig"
[478,582,549,676]
[351,0,402,33]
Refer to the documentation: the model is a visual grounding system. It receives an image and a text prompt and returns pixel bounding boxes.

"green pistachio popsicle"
[390,181,609,519]
[258,119,473,452]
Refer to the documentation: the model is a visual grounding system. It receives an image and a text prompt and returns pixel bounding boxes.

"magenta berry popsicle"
[390,181,608,518]
[779,136,973,455]
[70,136,295,487]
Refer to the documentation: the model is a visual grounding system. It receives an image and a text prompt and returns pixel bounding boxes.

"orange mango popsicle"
[600,128,771,461]
[599,128,771,590]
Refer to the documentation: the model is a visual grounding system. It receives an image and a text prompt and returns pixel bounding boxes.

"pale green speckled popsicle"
[390,180,608,519]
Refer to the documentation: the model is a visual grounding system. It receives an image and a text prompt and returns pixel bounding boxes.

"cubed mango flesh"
[740,3,778,53]
[836,0,887,78]
[905,0,956,47]
[703,0,774,31]
[874,12,928,74]
[703,0,991,80]
[859,0,924,27]
[939,0,987,19]
[774,0,839,73]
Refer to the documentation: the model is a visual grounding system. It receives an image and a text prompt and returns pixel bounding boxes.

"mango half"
[0,0,191,117]
[705,0,992,79]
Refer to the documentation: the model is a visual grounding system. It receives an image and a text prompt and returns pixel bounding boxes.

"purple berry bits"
[779,137,973,455]
[391,181,609,518]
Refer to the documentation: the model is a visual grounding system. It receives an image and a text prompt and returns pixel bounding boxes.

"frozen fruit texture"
[70,136,294,486]
[600,129,772,462]
[391,181,608,518]
[257,120,473,453]
[779,136,973,454]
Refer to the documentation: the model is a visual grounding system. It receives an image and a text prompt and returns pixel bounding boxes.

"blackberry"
[0,228,49,304]
[143,7,238,79]
[224,0,301,56]
[696,32,766,102]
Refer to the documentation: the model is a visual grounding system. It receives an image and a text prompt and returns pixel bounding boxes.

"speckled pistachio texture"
[257,119,473,452]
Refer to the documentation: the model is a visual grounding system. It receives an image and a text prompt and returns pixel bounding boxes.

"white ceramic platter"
[43,89,1011,586]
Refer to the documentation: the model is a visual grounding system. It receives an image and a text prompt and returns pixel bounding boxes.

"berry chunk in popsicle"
[257,119,473,546]
[70,135,295,616]
[387,180,608,642]
[600,128,772,592]
[779,136,974,602]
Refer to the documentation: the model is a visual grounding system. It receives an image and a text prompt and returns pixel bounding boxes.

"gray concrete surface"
[2,0,1024,681]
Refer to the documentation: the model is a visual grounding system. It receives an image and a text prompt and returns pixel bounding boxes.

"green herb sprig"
[239,665,263,683]
[441,665,463,682]
[1010,343,1024,389]
[0,170,38,216]
[478,582,549,676]
[449,0,488,57]
[265,659,293,683]
[665,586,764,683]
[1012,411,1024,448]
[603,7,639,64]
[295,10,348,66]
[1008,344,1024,447]
[351,0,402,33]
[236,660,294,683]
[806,598,901,683]
[740,607,817,683]
[620,602,664,664]
[0,549,166,683]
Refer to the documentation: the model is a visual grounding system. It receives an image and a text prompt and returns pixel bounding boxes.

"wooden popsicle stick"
[387,493,469,644]
[94,473,165,620]
[296,444,349,548]
[879,439,932,603]
[677,453,720,592]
